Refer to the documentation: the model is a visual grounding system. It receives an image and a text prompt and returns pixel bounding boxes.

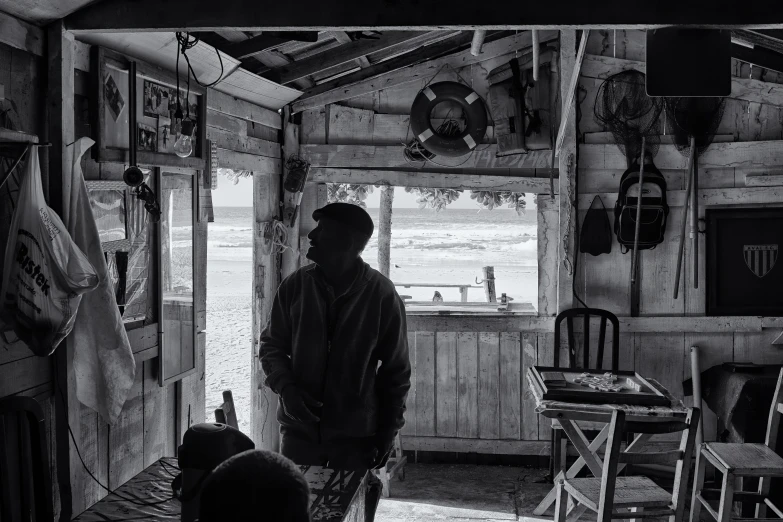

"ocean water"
[205,205,538,434]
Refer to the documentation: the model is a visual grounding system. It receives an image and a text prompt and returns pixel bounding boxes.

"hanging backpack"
[613,161,669,253]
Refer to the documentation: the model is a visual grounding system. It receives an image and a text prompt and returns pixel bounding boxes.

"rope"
[260,220,289,256]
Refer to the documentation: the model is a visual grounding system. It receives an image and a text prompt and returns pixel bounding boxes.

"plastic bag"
[0,148,99,355]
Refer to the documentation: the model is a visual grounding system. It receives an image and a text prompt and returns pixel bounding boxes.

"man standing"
[259,202,411,474]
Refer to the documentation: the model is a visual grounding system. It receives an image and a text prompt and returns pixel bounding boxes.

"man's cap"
[312,202,374,237]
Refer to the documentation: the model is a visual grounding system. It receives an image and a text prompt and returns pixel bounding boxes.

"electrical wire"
[52,356,177,508]
[174,31,226,121]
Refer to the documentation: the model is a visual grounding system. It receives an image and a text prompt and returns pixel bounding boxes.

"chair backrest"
[764,367,783,453]
[214,390,238,430]
[0,396,53,522]
[554,308,620,371]
[596,408,700,522]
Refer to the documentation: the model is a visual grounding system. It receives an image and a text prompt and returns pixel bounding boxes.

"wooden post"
[532,29,540,81]
[281,107,300,279]
[48,20,77,521]
[482,266,496,303]
[377,185,394,277]
[252,169,281,452]
[557,30,578,313]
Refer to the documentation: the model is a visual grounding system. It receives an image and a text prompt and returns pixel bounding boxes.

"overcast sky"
[210,175,535,210]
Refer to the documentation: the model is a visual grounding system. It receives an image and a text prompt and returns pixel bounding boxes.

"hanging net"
[593,70,663,167]
[663,97,726,157]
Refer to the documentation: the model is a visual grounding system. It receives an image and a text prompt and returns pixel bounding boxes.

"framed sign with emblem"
[707,207,783,316]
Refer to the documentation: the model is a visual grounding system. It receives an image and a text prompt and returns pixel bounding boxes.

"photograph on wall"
[157,116,174,154]
[104,73,125,121]
[143,80,175,118]
[138,122,157,152]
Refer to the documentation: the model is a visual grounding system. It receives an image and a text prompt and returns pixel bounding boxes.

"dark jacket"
[259,260,411,442]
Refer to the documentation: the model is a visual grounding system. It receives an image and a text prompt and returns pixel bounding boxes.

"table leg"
[533,422,612,515]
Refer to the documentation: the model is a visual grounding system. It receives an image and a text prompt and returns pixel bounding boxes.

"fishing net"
[663,97,726,157]
[594,70,664,167]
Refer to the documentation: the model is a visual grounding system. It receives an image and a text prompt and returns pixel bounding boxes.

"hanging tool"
[629,137,645,317]
[673,136,696,299]
[532,30,540,81]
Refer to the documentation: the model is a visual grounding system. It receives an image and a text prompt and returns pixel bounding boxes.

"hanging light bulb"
[174,119,194,158]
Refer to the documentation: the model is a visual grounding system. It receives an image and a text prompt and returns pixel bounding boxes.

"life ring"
[410,81,488,158]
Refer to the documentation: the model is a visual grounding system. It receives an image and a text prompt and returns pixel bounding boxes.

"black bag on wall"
[614,161,669,253]
[580,196,612,256]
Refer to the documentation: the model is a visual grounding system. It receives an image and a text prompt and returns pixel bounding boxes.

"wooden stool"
[374,433,406,498]
[690,368,783,522]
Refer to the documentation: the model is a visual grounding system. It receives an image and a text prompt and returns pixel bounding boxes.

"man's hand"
[370,433,396,470]
[281,386,322,423]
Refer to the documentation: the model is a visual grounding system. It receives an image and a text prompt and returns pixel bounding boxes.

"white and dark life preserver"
[410,81,488,158]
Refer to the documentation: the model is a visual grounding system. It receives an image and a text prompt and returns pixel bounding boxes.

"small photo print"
[143,80,175,118]
[104,73,125,121]
[157,116,174,154]
[138,122,157,152]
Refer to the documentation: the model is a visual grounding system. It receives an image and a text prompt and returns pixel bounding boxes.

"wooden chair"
[214,390,239,430]
[374,433,407,498]
[551,308,621,479]
[690,367,783,522]
[0,396,54,522]
[555,407,700,522]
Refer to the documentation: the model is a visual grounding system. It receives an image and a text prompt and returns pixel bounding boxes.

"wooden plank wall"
[298,29,783,456]
[576,29,783,446]
[0,40,59,518]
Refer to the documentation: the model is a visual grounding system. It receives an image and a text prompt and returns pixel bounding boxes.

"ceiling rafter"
[256,30,424,84]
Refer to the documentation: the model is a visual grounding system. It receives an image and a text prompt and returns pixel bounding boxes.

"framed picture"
[707,207,783,316]
[86,180,130,253]
[91,45,207,170]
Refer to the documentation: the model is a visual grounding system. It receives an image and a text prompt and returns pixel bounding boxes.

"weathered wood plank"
[108,366,144,489]
[734,330,783,364]
[207,108,247,135]
[302,144,552,169]
[217,148,281,173]
[579,185,783,208]
[537,333,554,441]
[406,315,554,333]
[143,360,169,468]
[177,332,206,446]
[581,141,783,171]
[435,332,458,437]
[537,195,559,316]
[582,53,783,107]
[558,30,578,313]
[457,332,479,439]
[281,113,301,278]
[499,332,521,440]
[404,436,550,455]
[641,207,685,315]
[521,333,539,440]
[277,31,423,84]
[291,30,559,113]
[0,340,34,366]
[401,331,416,437]
[0,356,51,398]
[309,168,553,193]
[207,88,281,129]
[583,132,735,145]
[414,331,436,437]
[478,332,500,439]
[207,126,280,158]
[0,10,44,57]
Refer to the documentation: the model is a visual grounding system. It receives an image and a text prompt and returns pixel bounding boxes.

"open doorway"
[205,170,254,433]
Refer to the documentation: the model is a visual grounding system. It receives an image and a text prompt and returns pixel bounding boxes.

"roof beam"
[226,32,320,59]
[734,29,783,54]
[62,0,783,33]
[292,29,558,113]
[257,31,424,84]
[732,43,783,75]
